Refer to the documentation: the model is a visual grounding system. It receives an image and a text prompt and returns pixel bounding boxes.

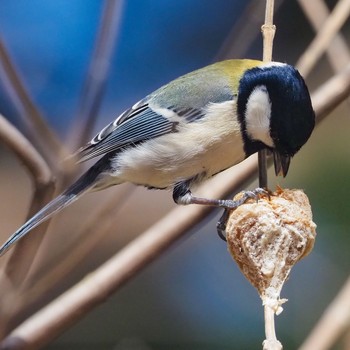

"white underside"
[106,100,245,189]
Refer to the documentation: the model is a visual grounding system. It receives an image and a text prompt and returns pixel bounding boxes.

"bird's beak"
[273,151,291,177]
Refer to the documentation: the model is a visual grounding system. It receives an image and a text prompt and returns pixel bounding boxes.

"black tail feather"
[0,154,113,256]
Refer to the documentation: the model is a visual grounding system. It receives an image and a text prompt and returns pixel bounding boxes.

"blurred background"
[0,0,349,349]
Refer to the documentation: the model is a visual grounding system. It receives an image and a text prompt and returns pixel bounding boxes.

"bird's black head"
[237,62,315,176]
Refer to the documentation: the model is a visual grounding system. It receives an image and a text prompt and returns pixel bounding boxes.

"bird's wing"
[76,62,240,163]
[77,99,203,162]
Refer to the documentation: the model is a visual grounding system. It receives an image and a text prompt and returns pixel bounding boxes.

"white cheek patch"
[245,85,274,147]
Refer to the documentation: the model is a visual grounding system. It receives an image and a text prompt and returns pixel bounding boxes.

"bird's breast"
[112,100,246,188]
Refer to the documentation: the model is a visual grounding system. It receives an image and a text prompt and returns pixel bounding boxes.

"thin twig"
[258,0,276,190]
[0,38,67,169]
[298,276,350,350]
[0,115,55,286]
[260,3,280,348]
[0,116,52,187]
[24,185,135,298]
[297,0,350,72]
[263,305,282,350]
[69,0,124,149]
[0,187,134,338]
[261,0,276,62]
[344,330,350,350]
[296,0,350,77]
[311,63,350,122]
[1,64,349,348]
[215,0,284,61]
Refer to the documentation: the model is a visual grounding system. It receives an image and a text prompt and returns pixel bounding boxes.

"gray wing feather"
[77,103,178,162]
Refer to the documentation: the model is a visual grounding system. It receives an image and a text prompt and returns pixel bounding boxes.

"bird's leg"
[173,181,269,208]
[173,182,270,241]
[216,188,270,241]
[173,181,245,207]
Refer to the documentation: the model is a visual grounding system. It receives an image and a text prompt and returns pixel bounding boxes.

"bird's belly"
[112,129,246,189]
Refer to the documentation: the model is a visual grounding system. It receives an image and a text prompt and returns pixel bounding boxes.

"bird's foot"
[216,188,271,241]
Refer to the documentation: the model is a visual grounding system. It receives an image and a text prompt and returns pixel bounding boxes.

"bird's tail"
[0,155,112,256]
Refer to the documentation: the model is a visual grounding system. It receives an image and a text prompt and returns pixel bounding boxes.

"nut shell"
[226,188,316,308]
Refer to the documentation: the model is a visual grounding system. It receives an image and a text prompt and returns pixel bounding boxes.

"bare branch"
[263,304,282,350]
[0,116,52,186]
[258,0,276,193]
[296,0,350,77]
[0,115,55,286]
[0,37,68,168]
[215,0,284,61]
[262,0,276,62]
[298,276,350,350]
[24,185,135,299]
[69,0,124,149]
[260,3,284,349]
[297,0,350,72]
[312,63,350,122]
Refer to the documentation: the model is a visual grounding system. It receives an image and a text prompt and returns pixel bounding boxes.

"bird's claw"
[216,188,271,241]
[217,209,229,241]
[242,187,271,203]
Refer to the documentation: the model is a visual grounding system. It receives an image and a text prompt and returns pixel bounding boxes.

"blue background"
[0,1,349,349]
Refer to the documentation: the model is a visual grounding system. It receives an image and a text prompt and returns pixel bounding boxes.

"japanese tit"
[0,59,315,255]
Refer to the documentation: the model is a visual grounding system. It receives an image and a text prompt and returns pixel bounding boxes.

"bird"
[0,59,315,256]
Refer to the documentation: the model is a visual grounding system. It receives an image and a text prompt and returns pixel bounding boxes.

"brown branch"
[0,116,52,187]
[0,187,132,339]
[296,0,350,77]
[312,63,350,122]
[24,185,135,301]
[261,0,276,62]
[0,37,67,169]
[298,276,350,350]
[0,115,56,283]
[0,115,55,335]
[258,0,276,194]
[1,63,350,348]
[261,3,282,349]
[215,0,284,61]
[69,0,124,149]
[297,0,350,72]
